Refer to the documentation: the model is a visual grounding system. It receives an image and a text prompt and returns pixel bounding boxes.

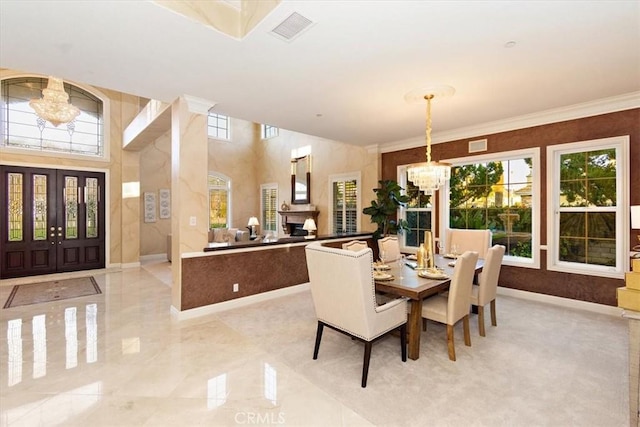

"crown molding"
[365,144,380,155]
[380,91,640,153]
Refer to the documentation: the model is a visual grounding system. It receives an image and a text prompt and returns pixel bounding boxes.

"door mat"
[3,276,101,309]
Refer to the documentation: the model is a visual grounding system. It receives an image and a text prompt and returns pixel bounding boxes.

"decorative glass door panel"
[0,166,105,279]
[64,176,78,239]
[33,174,48,241]
[85,177,98,238]
[7,173,23,242]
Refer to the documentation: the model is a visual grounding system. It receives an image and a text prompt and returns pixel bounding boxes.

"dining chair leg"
[422,318,427,331]
[313,322,324,359]
[477,305,486,337]
[446,324,456,361]
[362,341,373,388]
[463,315,471,347]
[400,323,407,362]
[490,299,497,327]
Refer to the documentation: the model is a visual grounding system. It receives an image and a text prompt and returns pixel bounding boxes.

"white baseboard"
[121,262,141,269]
[497,287,622,317]
[140,254,168,262]
[171,282,311,321]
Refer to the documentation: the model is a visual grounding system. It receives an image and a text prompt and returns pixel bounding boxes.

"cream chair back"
[477,245,505,305]
[342,240,368,252]
[306,242,386,340]
[377,236,401,262]
[445,228,492,259]
[305,241,408,387]
[446,251,479,325]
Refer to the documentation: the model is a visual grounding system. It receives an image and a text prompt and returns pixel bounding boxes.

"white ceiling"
[1,1,639,148]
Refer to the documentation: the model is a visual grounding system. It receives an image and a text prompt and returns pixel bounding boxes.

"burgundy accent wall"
[381,109,640,306]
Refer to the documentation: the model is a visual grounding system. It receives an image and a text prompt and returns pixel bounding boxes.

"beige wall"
[1,69,380,262]
[0,70,141,266]
[207,120,260,230]
[207,118,380,236]
[258,127,379,235]
[140,132,171,256]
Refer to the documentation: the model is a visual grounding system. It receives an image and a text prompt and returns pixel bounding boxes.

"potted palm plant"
[363,179,410,240]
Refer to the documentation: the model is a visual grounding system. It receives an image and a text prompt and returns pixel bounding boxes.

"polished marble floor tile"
[0,260,629,426]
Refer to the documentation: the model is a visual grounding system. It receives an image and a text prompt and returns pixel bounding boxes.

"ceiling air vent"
[271,12,313,41]
[468,139,488,153]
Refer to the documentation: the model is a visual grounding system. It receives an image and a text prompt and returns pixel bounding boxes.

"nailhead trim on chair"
[306,243,381,315]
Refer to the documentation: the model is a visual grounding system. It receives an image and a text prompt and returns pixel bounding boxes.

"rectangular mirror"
[291,155,311,204]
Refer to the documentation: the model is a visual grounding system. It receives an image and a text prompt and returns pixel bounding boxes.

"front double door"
[0,166,106,279]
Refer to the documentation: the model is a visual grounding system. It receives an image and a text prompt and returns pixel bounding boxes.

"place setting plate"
[373,272,394,281]
[417,269,449,280]
[442,254,459,259]
[374,263,391,271]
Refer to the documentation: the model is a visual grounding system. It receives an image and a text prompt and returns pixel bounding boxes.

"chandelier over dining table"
[405,85,455,194]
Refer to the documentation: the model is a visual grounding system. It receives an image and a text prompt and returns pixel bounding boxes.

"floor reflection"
[5,303,98,388]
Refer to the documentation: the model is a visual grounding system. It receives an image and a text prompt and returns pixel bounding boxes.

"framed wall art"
[159,189,171,219]
[144,192,157,223]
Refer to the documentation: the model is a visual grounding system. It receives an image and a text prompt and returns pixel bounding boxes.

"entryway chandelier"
[29,76,81,127]
[405,85,455,194]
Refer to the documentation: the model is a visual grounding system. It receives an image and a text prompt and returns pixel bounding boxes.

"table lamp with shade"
[247,216,259,240]
[632,206,640,252]
[303,218,317,239]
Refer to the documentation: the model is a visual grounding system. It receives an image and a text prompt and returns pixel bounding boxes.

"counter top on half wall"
[180,233,374,311]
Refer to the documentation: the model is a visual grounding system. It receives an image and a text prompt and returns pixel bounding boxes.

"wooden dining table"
[374,254,484,360]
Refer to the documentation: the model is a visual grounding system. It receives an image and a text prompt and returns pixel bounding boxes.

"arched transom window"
[1,77,104,157]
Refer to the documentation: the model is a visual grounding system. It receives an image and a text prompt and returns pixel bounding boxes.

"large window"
[547,136,629,278]
[1,76,104,157]
[330,173,360,234]
[260,184,278,234]
[208,173,230,229]
[398,165,433,251]
[207,112,230,140]
[444,148,539,268]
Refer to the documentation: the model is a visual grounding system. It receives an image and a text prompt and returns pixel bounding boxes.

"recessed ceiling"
[1,0,638,148]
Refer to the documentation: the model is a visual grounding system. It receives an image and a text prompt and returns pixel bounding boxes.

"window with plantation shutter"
[261,184,278,233]
[330,174,360,234]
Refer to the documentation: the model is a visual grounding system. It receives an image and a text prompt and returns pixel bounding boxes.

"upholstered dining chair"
[445,228,492,259]
[470,244,505,336]
[377,236,401,262]
[305,241,407,387]
[342,240,368,252]
[421,250,479,361]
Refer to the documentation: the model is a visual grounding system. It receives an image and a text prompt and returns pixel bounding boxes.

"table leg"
[408,299,422,360]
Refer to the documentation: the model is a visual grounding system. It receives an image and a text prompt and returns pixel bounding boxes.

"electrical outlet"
[233,283,239,292]
[189,216,197,226]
